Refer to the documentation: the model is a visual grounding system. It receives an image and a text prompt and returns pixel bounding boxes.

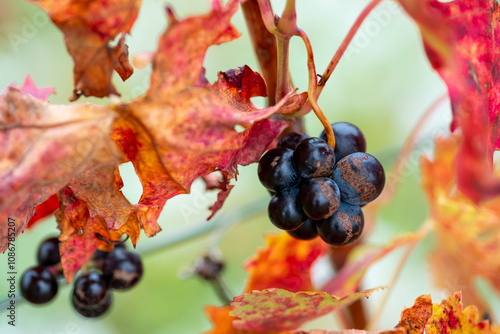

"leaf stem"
[275,36,293,101]
[297,29,335,149]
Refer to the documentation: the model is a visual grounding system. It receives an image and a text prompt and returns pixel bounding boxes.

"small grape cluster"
[20,238,143,318]
[258,122,386,246]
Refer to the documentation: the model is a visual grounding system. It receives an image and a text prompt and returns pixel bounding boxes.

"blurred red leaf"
[244,232,327,292]
[230,288,382,332]
[397,0,500,202]
[8,75,55,100]
[421,135,500,311]
[28,0,140,100]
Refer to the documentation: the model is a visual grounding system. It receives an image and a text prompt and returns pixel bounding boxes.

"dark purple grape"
[20,265,58,304]
[287,218,318,240]
[72,290,111,318]
[258,148,300,191]
[103,248,143,291]
[332,152,385,205]
[320,122,366,161]
[268,187,307,231]
[73,272,109,307]
[316,202,364,246]
[37,237,60,267]
[298,177,341,220]
[278,132,310,150]
[293,137,335,178]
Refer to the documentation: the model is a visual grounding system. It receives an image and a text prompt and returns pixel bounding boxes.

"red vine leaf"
[0,89,118,253]
[8,75,55,101]
[425,291,497,334]
[28,0,140,100]
[230,288,382,332]
[397,0,500,202]
[396,294,433,334]
[421,135,500,310]
[244,232,327,292]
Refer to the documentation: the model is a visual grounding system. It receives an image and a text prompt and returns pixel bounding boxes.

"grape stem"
[0,196,269,311]
[297,29,335,149]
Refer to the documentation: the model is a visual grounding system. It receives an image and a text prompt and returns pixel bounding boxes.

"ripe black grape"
[293,137,335,178]
[268,187,307,230]
[277,132,310,150]
[287,218,318,240]
[37,237,60,267]
[316,202,364,246]
[298,177,341,220]
[258,147,300,191]
[319,122,366,161]
[72,272,110,310]
[332,152,385,205]
[103,248,143,291]
[20,265,58,304]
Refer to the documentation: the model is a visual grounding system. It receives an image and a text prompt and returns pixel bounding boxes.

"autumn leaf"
[26,193,59,229]
[230,288,382,332]
[244,232,327,292]
[396,294,433,334]
[203,232,326,333]
[1,2,302,281]
[397,0,500,202]
[425,291,498,334]
[294,331,405,334]
[28,0,139,100]
[8,75,55,101]
[421,134,500,311]
[0,89,119,255]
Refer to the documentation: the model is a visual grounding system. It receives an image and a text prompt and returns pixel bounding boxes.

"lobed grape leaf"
[421,135,500,311]
[229,288,382,331]
[397,0,500,202]
[27,0,140,101]
[1,2,301,281]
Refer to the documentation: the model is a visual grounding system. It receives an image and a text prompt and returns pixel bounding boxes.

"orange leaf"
[244,232,327,292]
[28,0,140,100]
[396,294,433,334]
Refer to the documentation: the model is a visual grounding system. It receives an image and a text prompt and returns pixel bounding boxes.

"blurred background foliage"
[0,0,454,333]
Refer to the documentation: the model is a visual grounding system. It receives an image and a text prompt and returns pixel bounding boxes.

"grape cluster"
[258,122,385,246]
[20,239,143,318]
[72,244,143,318]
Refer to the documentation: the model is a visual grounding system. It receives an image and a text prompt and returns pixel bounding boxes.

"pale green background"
[0,0,474,333]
